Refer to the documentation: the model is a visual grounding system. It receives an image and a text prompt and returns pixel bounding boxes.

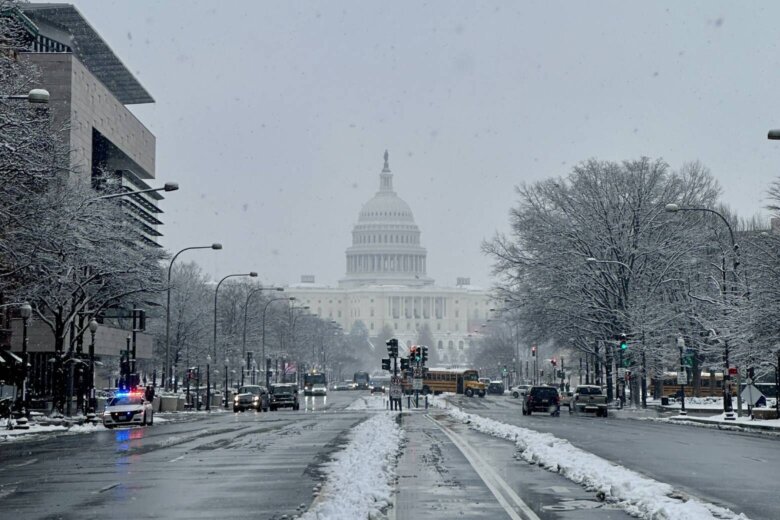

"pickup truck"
[568,385,608,417]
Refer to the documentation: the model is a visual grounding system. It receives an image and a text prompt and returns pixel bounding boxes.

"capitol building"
[286,152,491,364]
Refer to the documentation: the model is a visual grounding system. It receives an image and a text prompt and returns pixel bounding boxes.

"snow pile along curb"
[431,397,748,520]
[301,412,402,519]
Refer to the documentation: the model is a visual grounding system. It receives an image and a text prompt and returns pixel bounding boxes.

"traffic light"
[386,338,398,357]
[531,346,537,357]
[381,358,391,371]
[619,333,628,350]
[551,357,557,367]
[400,358,410,371]
[421,346,428,365]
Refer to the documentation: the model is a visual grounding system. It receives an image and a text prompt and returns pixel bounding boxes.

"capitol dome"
[339,152,434,288]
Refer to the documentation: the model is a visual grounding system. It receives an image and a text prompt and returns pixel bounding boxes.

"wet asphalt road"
[2,392,773,520]
[447,394,780,520]
[0,393,365,520]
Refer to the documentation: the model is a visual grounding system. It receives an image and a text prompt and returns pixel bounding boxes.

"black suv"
[522,386,560,416]
[269,383,300,411]
[487,381,505,395]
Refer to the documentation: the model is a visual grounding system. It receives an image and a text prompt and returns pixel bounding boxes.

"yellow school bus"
[403,368,486,397]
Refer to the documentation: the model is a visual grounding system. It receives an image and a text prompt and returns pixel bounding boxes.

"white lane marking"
[11,458,37,468]
[168,454,185,463]
[0,487,16,499]
[94,482,120,494]
[550,486,570,494]
[426,415,541,520]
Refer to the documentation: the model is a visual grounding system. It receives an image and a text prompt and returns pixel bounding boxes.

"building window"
[394,323,398,330]
[370,322,374,330]
[459,341,464,350]
[338,310,342,318]
[370,308,374,317]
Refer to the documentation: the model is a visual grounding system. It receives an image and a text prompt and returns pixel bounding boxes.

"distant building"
[287,152,492,364]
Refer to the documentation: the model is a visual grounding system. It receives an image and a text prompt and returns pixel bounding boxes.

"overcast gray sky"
[48,1,780,287]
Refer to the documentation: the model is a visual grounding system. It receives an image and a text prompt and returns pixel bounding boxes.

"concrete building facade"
[3,4,157,383]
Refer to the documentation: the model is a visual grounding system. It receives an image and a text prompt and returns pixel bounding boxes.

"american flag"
[284,362,297,375]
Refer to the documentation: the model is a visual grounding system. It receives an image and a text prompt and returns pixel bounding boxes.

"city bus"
[353,371,370,390]
[303,371,327,396]
[403,368,486,397]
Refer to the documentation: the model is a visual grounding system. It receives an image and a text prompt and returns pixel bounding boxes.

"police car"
[103,390,154,428]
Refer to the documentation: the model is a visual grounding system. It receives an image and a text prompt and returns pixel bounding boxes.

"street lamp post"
[224,357,229,407]
[16,303,32,415]
[205,355,211,411]
[165,244,222,390]
[289,305,311,370]
[241,286,284,386]
[91,182,179,201]
[262,297,295,387]
[1,88,50,104]
[678,336,687,416]
[213,272,257,399]
[665,203,738,419]
[88,319,98,415]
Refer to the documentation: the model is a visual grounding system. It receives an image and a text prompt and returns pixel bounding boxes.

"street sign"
[389,384,402,399]
[413,378,423,391]
[728,367,738,376]
[677,371,688,385]
[617,368,626,378]
[413,367,423,378]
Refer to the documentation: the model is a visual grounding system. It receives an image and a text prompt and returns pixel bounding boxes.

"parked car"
[103,391,154,428]
[522,386,560,416]
[569,385,608,417]
[510,384,531,399]
[487,381,505,395]
[269,383,300,410]
[233,385,269,412]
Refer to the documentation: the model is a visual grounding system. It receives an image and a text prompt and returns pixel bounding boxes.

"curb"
[667,416,780,433]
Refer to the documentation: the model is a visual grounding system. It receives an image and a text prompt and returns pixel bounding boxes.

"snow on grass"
[345,394,388,411]
[430,396,748,520]
[301,412,402,520]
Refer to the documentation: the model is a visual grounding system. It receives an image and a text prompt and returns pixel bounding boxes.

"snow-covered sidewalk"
[662,412,780,433]
[0,418,104,442]
[301,411,402,519]
[431,396,748,520]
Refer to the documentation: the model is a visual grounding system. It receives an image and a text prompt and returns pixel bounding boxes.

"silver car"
[103,391,154,428]
[511,384,531,399]
[233,385,270,412]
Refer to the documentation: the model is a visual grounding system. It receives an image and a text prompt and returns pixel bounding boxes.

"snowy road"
[0,391,771,519]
